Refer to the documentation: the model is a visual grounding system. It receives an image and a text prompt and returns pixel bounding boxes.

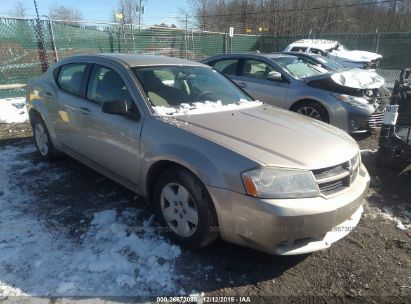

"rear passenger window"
[211,59,239,75]
[57,63,87,96]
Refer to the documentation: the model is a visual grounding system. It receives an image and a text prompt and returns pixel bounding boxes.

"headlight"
[331,93,369,108]
[242,167,320,199]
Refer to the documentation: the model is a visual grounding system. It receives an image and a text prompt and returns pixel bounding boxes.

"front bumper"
[207,164,370,255]
[332,101,386,134]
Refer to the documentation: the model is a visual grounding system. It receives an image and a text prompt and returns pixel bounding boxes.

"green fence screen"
[1,17,410,98]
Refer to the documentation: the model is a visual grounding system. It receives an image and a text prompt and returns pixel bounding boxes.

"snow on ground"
[0,97,28,123]
[0,143,182,296]
[374,206,411,231]
[360,149,378,156]
[153,100,262,116]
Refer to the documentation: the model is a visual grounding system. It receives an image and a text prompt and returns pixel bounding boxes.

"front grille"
[312,154,360,196]
[368,111,385,129]
[318,179,347,195]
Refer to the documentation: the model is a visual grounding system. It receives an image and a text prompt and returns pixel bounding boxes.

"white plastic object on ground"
[383,105,399,125]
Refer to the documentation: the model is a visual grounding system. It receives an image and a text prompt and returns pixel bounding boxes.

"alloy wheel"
[296,106,322,121]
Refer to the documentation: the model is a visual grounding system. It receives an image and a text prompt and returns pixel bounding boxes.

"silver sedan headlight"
[242,167,320,199]
[331,93,369,108]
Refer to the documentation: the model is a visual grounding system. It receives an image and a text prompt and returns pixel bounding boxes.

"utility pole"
[137,0,144,30]
[185,13,188,59]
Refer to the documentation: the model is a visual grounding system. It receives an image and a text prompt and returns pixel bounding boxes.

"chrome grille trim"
[312,154,360,196]
[368,111,384,129]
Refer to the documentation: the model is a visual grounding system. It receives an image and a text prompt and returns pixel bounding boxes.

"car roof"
[288,39,338,51]
[280,51,320,57]
[62,53,207,67]
[204,53,297,62]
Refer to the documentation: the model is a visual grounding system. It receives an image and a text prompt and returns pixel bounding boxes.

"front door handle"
[237,82,247,88]
[77,107,91,115]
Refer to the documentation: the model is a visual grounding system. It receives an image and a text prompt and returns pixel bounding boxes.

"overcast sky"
[1,0,190,26]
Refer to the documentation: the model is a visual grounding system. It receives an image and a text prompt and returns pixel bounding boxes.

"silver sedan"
[202,53,388,133]
[26,54,369,255]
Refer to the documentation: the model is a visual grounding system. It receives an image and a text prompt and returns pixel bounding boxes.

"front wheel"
[153,168,219,249]
[291,101,329,122]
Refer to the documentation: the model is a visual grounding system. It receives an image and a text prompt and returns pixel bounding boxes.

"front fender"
[145,143,226,190]
[139,118,258,197]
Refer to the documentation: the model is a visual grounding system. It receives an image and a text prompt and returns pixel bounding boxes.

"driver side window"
[241,59,275,80]
[87,65,133,106]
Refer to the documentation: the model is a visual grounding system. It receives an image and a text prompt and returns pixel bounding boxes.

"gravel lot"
[0,123,410,303]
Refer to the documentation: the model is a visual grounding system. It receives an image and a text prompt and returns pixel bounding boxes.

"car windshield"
[133,66,255,115]
[272,57,326,79]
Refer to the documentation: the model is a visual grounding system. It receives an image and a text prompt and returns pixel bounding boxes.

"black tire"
[291,101,329,123]
[153,168,219,249]
[31,114,58,161]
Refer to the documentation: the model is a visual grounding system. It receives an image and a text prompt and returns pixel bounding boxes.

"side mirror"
[102,99,129,116]
[267,71,282,81]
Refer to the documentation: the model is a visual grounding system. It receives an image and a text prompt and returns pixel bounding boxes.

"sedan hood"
[332,49,382,62]
[167,105,358,170]
[305,69,385,89]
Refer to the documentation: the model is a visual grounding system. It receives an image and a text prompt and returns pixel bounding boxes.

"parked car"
[283,39,382,69]
[26,54,370,255]
[202,53,389,133]
[280,51,392,99]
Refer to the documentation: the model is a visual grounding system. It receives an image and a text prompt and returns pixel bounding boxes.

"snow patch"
[0,143,182,296]
[360,149,378,156]
[375,206,411,231]
[0,97,28,123]
[153,99,262,116]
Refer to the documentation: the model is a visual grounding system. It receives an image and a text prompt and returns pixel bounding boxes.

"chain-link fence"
[1,16,410,98]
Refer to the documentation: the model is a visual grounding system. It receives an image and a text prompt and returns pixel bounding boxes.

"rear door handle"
[237,82,247,88]
[77,107,91,115]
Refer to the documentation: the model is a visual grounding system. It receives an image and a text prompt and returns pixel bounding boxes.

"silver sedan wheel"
[296,106,322,121]
[35,123,49,156]
[160,183,199,238]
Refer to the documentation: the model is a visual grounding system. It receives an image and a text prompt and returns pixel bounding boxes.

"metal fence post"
[43,16,58,62]
[33,1,48,72]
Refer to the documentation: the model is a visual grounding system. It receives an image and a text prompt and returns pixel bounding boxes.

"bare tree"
[9,0,27,18]
[49,5,83,21]
[190,0,411,34]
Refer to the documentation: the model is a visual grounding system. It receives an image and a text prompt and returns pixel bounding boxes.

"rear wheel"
[291,101,329,122]
[31,114,57,160]
[153,168,219,249]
